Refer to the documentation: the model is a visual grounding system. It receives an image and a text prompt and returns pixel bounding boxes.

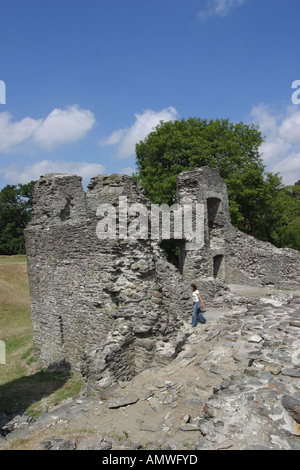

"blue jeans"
[192,301,206,326]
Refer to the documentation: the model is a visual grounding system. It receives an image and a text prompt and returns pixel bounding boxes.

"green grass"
[23,370,83,419]
[0,258,33,385]
[0,255,27,264]
[0,256,83,417]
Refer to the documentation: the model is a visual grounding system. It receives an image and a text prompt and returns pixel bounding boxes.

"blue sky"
[0,0,300,189]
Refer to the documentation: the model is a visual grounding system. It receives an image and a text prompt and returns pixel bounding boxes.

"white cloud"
[259,138,290,164]
[99,107,179,159]
[32,106,96,150]
[279,111,300,145]
[198,0,246,20]
[273,152,300,186]
[2,160,105,185]
[0,112,42,153]
[100,129,126,147]
[251,103,280,140]
[0,105,95,154]
[251,103,300,185]
[120,167,136,176]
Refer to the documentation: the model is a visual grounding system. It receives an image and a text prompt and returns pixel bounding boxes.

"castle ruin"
[24,167,300,394]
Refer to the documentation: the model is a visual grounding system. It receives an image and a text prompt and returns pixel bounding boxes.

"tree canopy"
[0,182,35,255]
[275,183,300,250]
[135,117,289,246]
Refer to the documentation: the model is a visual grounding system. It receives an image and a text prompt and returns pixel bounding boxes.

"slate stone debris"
[107,395,140,409]
[282,396,300,423]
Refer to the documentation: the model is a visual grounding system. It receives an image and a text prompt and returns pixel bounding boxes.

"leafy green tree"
[0,181,36,255]
[135,117,284,242]
[273,183,300,250]
[280,218,300,251]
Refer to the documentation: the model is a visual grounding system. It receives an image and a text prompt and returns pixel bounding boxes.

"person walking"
[190,284,206,327]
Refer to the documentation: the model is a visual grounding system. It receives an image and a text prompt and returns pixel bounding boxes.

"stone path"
[1,288,300,450]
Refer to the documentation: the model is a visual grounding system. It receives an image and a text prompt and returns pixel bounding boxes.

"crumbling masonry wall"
[25,167,300,394]
[177,167,300,301]
[24,173,190,394]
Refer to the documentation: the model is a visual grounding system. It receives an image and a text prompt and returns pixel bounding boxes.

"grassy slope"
[0,256,82,417]
[0,256,32,383]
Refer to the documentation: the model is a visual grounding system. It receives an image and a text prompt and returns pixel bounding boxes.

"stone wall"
[227,226,300,289]
[24,173,190,395]
[177,167,300,297]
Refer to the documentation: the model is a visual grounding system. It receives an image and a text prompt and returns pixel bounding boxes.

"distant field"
[0,255,27,264]
[0,256,82,417]
[0,255,32,387]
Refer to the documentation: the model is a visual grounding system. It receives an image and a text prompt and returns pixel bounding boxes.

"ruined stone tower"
[177,167,300,299]
[24,173,190,394]
[177,167,231,302]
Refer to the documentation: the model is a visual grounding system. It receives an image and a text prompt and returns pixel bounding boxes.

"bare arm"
[197,293,205,308]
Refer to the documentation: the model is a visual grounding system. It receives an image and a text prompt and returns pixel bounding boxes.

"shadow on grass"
[0,360,76,416]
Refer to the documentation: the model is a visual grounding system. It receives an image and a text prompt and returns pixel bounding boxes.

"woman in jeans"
[190,284,206,327]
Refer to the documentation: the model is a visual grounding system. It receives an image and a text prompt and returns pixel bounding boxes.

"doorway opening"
[207,198,222,228]
[213,254,224,280]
